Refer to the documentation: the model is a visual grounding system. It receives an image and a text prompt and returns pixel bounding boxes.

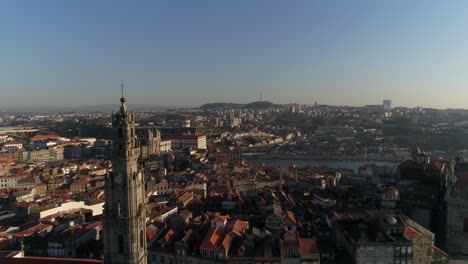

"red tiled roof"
[14,223,52,238]
[158,228,175,244]
[146,224,160,241]
[162,135,205,140]
[211,215,229,223]
[4,141,22,145]
[222,233,233,253]
[31,135,59,141]
[0,256,101,264]
[429,160,448,171]
[299,238,319,255]
[283,211,297,226]
[0,238,9,251]
[181,229,194,244]
[404,226,416,239]
[65,222,101,240]
[178,192,193,204]
[200,226,231,253]
[226,220,249,236]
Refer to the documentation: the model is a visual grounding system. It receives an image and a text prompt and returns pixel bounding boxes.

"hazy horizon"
[2,1,468,109]
[3,100,468,113]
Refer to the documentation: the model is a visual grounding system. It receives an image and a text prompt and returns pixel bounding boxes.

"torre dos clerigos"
[103,95,148,264]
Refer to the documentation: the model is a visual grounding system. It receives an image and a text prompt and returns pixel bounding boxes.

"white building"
[0,175,19,188]
[159,140,172,152]
[3,141,23,151]
[163,135,206,150]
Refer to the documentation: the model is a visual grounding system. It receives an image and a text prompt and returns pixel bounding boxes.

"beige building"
[404,219,434,264]
[0,174,19,188]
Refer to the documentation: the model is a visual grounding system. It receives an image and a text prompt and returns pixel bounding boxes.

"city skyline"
[2,1,468,109]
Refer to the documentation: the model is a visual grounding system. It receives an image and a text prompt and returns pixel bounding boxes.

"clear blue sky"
[1,0,468,108]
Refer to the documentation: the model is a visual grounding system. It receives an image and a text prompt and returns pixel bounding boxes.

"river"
[248,158,399,172]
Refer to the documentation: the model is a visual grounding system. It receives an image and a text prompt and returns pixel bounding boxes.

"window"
[118,234,124,254]
[160,256,165,264]
[118,128,123,138]
[464,218,468,232]
[140,229,144,247]
[395,247,401,256]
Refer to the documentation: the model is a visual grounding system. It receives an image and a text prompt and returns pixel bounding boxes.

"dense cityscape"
[3,1,468,264]
[0,97,467,263]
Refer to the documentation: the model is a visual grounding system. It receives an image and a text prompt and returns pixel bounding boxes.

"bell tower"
[103,86,147,264]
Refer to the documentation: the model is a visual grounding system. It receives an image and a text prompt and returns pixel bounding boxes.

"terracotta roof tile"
[0,256,101,264]
[299,238,319,255]
[199,226,231,252]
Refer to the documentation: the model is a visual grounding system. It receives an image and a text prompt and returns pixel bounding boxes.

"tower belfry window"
[140,229,144,247]
[118,128,123,138]
[118,234,124,254]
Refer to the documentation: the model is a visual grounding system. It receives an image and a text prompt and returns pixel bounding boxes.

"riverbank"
[246,157,400,172]
[245,154,400,162]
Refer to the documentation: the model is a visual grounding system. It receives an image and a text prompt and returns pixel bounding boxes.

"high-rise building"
[103,95,148,264]
[383,99,392,111]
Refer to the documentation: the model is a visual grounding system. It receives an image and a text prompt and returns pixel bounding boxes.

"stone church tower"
[103,95,147,264]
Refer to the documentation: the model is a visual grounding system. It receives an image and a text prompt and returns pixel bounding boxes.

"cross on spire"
[121,80,124,98]
[120,81,126,104]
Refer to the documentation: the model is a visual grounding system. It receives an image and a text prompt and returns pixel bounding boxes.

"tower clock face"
[114,173,123,184]
[138,172,142,181]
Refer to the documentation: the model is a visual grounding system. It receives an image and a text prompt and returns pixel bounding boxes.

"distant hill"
[199,103,243,110]
[243,101,277,109]
[200,101,277,110]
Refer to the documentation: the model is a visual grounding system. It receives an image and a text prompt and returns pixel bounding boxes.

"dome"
[386,216,397,225]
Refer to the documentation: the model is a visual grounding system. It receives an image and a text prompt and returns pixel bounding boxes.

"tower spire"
[121,80,124,99]
[119,81,127,112]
